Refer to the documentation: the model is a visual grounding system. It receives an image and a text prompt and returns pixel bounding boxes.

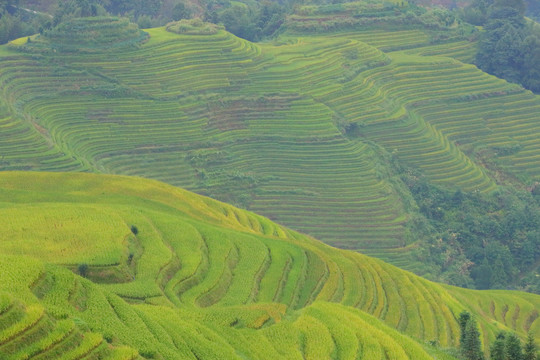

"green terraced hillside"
[0,14,538,273]
[0,171,539,359]
[0,293,139,360]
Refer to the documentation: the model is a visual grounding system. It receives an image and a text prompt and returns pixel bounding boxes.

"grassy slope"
[0,171,538,359]
[0,14,539,273]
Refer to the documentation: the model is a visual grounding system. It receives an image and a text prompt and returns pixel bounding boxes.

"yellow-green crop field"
[0,204,128,265]
[0,171,538,359]
[2,13,538,269]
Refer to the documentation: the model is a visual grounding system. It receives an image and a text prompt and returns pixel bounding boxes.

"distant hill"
[0,10,539,290]
[0,171,538,359]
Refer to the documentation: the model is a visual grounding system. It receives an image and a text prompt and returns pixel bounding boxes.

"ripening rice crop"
[0,171,538,359]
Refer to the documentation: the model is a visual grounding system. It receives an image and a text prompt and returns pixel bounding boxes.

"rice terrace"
[0,0,539,358]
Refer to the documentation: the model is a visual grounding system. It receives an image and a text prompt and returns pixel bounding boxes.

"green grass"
[0,171,538,359]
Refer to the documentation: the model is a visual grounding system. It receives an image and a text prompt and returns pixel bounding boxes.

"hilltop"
[0,171,539,359]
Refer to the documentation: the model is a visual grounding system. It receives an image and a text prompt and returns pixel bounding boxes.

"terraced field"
[0,15,539,267]
[0,171,538,359]
[0,24,412,253]
[0,293,139,360]
[0,105,82,172]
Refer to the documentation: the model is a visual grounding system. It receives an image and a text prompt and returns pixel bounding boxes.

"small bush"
[139,349,156,358]
[78,263,89,278]
[103,331,114,343]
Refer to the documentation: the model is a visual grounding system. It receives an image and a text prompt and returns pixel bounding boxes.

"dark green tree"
[494,0,526,15]
[472,259,493,289]
[473,0,540,93]
[130,0,162,18]
[460,311,472,345]
[103,0,132,14]
[462,0,493,24]
[0,0,20,13]
[491,332,507,360]
[53,0,104,26]
[0,10,28,44]
[463,318,485,360]
[492,25,523,82]
[460,311,484,360]
[257,1,285,37]
[506,333,523,360]
[521,35,540,92]
[78,263,89,278]
[490,258,510,288]
[171,2,191,21]
[476,18,523,81]
[524,332,538,360]
[218,5,259,41]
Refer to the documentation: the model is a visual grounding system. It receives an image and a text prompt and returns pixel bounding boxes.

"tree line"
[403,169,540,293]
[0,0,51,44]
[459,311,538,360]
[462,0,540,92]
[0,0,288,43]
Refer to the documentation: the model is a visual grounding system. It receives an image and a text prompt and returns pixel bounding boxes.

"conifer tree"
[524,332,538,360]
[491,332,506,360]
[506,333,523,360]
[463,318,484,360]
[460,312,484,360]
[460,311,472,346]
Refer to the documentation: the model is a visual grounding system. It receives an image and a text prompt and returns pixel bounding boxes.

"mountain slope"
[0,14,539,284]
[0,171,538,359]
